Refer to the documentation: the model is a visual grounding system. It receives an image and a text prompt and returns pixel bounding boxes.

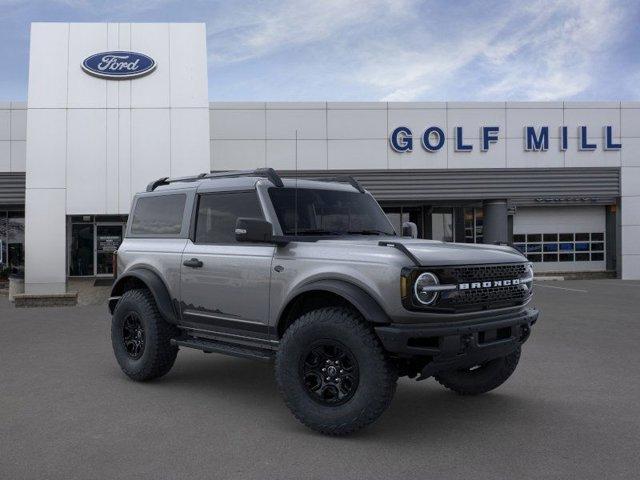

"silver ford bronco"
[109,168,538,436]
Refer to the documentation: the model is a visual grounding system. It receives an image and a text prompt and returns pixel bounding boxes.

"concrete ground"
[1,280,639,480]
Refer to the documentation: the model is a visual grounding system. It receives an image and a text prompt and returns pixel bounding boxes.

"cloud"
[359,0,626,101]
[207,0,412,64]
[204,0,629,101]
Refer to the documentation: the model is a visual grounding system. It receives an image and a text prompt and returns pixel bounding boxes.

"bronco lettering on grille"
[459,278,521,290]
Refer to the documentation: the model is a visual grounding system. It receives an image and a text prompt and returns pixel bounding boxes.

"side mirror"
[235,218,274,243]
[402,221,418,239]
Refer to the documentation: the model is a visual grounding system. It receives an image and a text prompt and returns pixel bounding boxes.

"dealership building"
[1,22,640,295]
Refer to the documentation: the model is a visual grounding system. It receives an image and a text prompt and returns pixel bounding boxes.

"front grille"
[448,263,527,283]
[433,263,531,311]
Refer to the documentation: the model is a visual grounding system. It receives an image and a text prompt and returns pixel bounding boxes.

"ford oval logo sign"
[82,51,156,80]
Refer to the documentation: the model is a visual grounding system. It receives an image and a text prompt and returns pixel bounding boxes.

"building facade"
[0,22,638,295]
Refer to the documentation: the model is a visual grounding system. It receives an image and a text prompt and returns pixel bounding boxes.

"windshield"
[268,188,396,236]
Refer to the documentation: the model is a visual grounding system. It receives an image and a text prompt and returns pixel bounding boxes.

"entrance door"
[96,224,124,276]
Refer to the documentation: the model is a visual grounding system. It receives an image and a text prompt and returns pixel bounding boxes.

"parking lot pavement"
[1,280,639,480]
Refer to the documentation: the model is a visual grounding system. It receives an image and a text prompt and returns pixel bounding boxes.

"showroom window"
[513,233,605,263]
[0,210,25,276]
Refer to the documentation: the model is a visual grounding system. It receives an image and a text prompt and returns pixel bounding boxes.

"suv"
[109,168,538,436]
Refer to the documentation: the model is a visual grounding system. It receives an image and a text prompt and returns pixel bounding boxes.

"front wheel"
[275,307,397,436]
[434,347,521,395]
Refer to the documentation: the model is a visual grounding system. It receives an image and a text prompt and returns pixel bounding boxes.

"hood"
[315,236,526,266]
[395,238,526,266]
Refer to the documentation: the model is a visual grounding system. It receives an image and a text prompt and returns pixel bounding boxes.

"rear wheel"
[434,347,521,395]
[111,289,179,381]
[275,307,397,436]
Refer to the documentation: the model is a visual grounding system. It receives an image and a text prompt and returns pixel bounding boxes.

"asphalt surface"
[1,280,639,480]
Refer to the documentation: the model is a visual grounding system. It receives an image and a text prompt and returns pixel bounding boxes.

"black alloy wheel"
[300,340,359,406]
[122,312,145,359]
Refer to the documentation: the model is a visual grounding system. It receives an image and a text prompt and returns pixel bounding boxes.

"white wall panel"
[25,109,67,189]
[266,140,295,170]
[506,138,564,168]
[10,109,27,140]
[621,108,640,138]
[131,23,170,108]
[447,107,506,139]
[328,140,387,169]
[0,141,9,171]
[131,108,170,195]
[564,144,621,168]
[621,166,640,197]
[106,108,118,211]
[212,140,265,170]
[388,141,447,169]
[211,109,265,139]
[266,109,326,139]
[106,23,119,108]
[67,23,108,108]
[117,23,132,109]
[117,109,132,213]
[170,108,210,177]
[621,254,640,279]
[387,108,447,137]
[11,141,26,172]
[28,23,68,108]
[621,226,640,255]
[265,139,327,170]
[563,108,621,138]
[328,109,387,139]
[0,110,10,140]
[66,109,107,213]
[622,138,640,166]
[170,23,208,108]
[447,139,506,169]
[506,108,563,138]
[25,188,67,293]
[621,196,640,226]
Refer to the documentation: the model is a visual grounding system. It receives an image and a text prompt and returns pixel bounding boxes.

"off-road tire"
[111,288,179,381]
[434,347,521,395]
[275,307,397,436]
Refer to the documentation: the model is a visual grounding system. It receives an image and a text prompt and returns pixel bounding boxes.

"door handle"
[183,258,203,268]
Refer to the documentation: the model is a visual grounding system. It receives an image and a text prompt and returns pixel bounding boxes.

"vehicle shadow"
[152,351,550,440]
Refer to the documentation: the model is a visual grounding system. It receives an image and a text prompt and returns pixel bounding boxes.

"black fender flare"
[280,279,390,325]
[108,268,178,324]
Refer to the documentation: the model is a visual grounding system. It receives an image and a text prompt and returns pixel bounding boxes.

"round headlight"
[524,263,534,291]
[414,272,440,305]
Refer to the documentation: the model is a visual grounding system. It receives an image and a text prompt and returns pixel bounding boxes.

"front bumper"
[374,307,539,379]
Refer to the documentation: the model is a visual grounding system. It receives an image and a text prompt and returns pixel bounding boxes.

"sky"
[0,0,639,102]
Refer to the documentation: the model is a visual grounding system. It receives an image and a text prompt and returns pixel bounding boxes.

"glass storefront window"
[463,207,483,243]
[514,231,606,263]
[70,224,95,276]
[431,208,453,242]
[68,216,127,277]
[0,211,25,276]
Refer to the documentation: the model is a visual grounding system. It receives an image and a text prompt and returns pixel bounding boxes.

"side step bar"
[171,337,274,362]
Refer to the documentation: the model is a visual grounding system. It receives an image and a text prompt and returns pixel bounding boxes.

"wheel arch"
[109,268,178,324]
[276,279,390,338]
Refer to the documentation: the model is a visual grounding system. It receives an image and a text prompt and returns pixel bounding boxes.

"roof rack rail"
[304,176,366,193]
[145,168,284,192]
[206,168,284,187]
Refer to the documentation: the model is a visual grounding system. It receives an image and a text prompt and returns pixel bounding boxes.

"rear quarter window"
[129,194,186,236]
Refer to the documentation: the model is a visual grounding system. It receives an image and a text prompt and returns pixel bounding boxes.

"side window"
[195,191,263,244]
[130,194,186,236]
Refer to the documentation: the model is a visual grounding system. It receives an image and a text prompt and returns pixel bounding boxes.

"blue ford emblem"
[82,51,156,79]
